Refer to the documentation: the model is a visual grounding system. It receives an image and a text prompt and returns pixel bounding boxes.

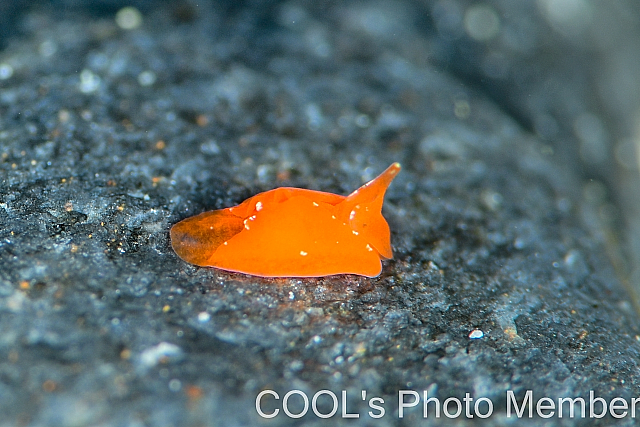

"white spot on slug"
[349,210,356,220]
[366,244,373,251]
[312,202,319,206]
[300,251,308,256]
[255,201,263,211]
[331,215,336,219]
[223,241,228,245]
[352,230,359,235]
[243,219,250,230]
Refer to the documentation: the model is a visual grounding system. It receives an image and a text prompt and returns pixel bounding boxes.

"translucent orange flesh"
[170,162,401,277]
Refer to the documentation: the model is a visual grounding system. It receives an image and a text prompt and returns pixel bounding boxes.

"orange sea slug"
[170,162,401,277]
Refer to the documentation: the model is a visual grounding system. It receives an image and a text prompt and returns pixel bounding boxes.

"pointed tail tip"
[365,162,401,189]
[381,162,401,181]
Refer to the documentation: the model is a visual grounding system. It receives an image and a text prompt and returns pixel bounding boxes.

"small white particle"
[39,40,58,58]
[366,244,373,251]
[300,251,308,256]
[469,329,484,339]
[0,63,14,80]
[200,140,220,155]
[138,70,156,86]
[197,312,211,323]
[223,241,228,245]
[210,226,213,230]
[355,205,360,209]
[139,342,183,368]
[249,215,256,220]
[115,6,143,30]
[78,69,101,93]
[352,230,359,235]
[312,202,319,206]
[331,215,336,219]
[255,201,263,211]
[349,210,356,220]
[243,219,250,230]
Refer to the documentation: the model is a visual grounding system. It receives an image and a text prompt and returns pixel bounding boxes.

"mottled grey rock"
[1,1,640,426]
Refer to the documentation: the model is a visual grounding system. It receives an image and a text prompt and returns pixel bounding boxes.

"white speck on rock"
[79,69,101,93]
[468,329,484,339]
[200,140,220,155]
[139,342,183,369]
[197,312,211,323]
[138,70,156,86]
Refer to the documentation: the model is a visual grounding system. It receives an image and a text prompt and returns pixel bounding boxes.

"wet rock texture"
[1,1,640,426]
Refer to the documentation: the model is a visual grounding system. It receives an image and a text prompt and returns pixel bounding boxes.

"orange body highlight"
[170,163,401,277]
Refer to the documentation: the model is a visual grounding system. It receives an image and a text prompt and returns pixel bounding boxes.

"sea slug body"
[170,162,401,277]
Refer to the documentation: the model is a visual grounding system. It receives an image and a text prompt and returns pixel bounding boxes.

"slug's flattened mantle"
[170,163,401,277]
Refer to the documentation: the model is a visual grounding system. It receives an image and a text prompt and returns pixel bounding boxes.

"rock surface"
[1,1,640,426]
